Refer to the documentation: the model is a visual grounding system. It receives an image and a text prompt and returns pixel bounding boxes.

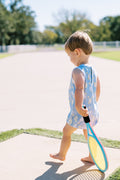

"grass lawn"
[0,53,14,59]
[106,167,120,180]
[0,129,24,143]
[92,51,120,61]
[0,128,120,149]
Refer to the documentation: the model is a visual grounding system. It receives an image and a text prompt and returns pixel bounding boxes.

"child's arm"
[96,76,100,102]
[72,68,88,117]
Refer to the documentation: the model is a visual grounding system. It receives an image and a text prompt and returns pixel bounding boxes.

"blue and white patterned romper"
[66,64,99,129]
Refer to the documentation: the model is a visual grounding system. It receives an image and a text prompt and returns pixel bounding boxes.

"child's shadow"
[35,161,105,180]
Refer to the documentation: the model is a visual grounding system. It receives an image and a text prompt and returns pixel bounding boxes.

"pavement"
[0,51,120,179]
[0,134,120,180]
[0,51,120,140]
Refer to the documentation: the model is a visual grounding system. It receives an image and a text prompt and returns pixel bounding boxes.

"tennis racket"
[83,106,108,172]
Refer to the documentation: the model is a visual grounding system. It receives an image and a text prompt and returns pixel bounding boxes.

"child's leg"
[81,129,94,164]
[50,123,77,161]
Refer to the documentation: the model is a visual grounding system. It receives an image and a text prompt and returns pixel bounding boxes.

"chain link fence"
[93,41,120,51]
[0,45,38,53]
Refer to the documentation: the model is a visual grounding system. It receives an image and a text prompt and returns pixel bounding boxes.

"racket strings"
[72,170,104,180]
[89,136,106,170]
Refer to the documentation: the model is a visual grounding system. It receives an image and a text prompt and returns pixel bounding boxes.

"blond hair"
[65,31,93,55]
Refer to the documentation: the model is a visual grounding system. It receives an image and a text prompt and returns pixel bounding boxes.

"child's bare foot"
[81,155,94,164]
[49,153,65,161]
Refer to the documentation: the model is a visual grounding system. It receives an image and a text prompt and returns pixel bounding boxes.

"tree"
[47,9,99,43]
[0,0,43,45]
[110,16,120,40]
[57,10,91,41]
[46,9,120,43]
[28,31,43,44]
[98,17,112,41]
[99,16,120,41]
[0,2,12,46]
[8,0,37,44]
[41,30,58,44]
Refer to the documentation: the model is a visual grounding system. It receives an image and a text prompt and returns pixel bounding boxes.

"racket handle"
[83,105,90,123]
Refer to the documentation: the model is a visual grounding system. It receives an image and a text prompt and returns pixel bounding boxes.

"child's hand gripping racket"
[83,106,108,172]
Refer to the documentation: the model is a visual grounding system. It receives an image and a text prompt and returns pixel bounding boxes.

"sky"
[23,0,120,31]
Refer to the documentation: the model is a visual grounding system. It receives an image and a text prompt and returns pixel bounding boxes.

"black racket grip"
[83,105,90,123]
